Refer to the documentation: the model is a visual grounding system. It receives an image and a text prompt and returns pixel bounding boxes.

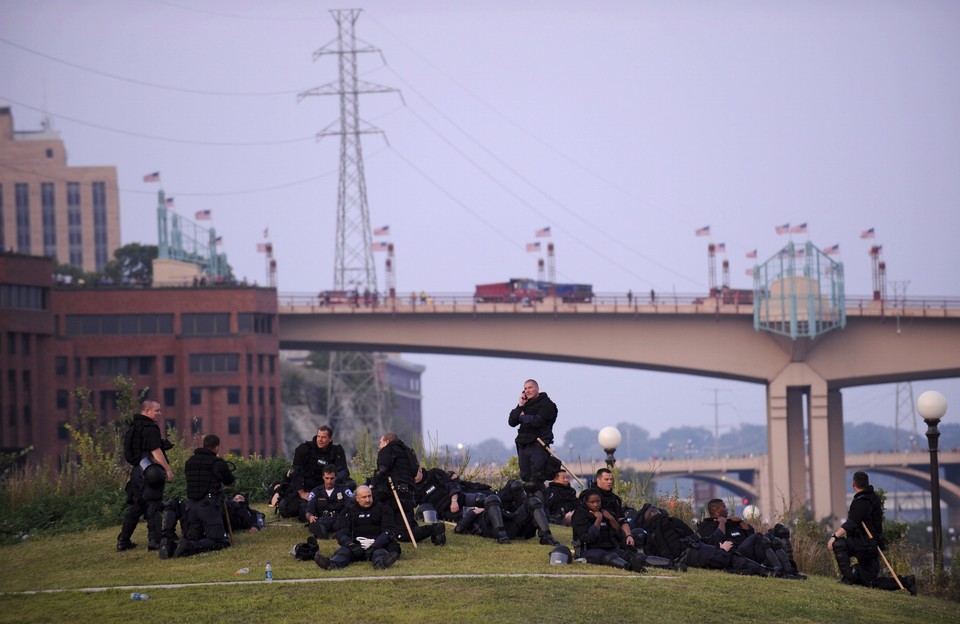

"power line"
[0,97,315,146]
[0,38,308,97]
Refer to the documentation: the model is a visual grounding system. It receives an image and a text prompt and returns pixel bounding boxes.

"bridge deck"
[280,293,960,318]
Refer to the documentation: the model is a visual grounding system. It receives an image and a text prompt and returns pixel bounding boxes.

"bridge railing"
[278,292,960,317]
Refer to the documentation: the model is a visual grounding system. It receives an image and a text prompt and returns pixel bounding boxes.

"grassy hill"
[0,512,956,624]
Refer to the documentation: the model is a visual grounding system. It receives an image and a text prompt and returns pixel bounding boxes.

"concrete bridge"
[615,450,960,523]
[277,291,960,521]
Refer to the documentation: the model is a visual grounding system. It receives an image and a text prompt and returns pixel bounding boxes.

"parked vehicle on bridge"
[474,278,594,303]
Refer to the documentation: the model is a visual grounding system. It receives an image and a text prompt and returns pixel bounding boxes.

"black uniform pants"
[119,466,165,545]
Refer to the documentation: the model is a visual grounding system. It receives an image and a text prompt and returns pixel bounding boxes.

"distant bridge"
[615,450,960,523]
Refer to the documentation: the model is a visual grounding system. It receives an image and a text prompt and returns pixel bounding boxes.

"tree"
[102,243,157,283]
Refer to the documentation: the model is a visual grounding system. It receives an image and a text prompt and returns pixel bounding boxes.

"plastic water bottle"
[130,592,150,600]
[234,567,250,575]
[265,561,273,581]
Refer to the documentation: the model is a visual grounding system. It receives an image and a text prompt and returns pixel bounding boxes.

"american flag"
[716,243,726,253]
[746,249,757,259]
[214,236,223,246]
[795,248,806,258]
[526,242,541,252]
[860,227,876,239]
[374,225,390,236]
[695,226,711,237]
[535,226,551,238]
[257,243,272,254]
[165,197,176,208]
[745,268,755,277]
[790,222,808,234]
[372,242,389,252]
[775,223,791,235]
[143,171,160,183]
[195,210,212,221]
[824,244,840,255]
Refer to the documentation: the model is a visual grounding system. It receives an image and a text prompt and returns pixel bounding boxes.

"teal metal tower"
[156,190,230,279]
[753,241,845,339]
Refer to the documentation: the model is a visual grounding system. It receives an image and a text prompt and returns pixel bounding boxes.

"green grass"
[0,509,956,624]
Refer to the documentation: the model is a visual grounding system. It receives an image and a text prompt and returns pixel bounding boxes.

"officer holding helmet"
[117,399,174,552]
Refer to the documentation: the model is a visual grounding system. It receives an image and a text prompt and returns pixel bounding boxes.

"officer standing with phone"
[508,379,559,494]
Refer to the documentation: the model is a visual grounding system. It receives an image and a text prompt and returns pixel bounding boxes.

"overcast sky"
[3,1,958,455]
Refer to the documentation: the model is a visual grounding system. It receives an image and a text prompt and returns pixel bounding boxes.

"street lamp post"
[598,426,622,470]
[917,390,948,571]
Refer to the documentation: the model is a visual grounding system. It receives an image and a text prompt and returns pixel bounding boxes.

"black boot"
[528,497,559,546]
[455,509,480,535]
[431,522,446,546]
[484,495,511,544]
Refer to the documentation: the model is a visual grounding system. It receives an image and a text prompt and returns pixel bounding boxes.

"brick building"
[0,107,121,272]
[1,253,282,463]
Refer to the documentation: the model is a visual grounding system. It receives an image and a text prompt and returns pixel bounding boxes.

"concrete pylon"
[766,363,845,521]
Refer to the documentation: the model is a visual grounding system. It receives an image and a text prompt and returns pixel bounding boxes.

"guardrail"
[278,291,960,318]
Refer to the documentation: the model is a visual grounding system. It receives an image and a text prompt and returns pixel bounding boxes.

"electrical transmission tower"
[298,9,400,449]
[894,381,919,452]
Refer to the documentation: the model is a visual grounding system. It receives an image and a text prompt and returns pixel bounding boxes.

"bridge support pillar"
[766,379,807,518]
[766,364,844,521]
[809,388,846,522]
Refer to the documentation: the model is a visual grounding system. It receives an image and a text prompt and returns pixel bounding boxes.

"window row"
[65,314,174,336]
[0,285,49,311]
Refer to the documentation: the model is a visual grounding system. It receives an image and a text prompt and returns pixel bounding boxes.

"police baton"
[860,522,906,591]
[537,438,585,489]
[388,476,418,549]
[223,497,234,542]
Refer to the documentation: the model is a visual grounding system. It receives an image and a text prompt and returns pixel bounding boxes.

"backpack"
[404,443,420,480]
[122,420,142,466]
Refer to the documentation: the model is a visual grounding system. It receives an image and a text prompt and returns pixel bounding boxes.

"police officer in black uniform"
[370,433,445,546]
[162,434,235,558]
[292,425,352,495]
[305,465,354,539]
[699,498,802,578]
[508,379,558,492]
[828,471,916,593]
[571,489,646,571]
[544,470,578,526]
[117,399,174,552]
[414,466,461,522]
[314,485,401,570]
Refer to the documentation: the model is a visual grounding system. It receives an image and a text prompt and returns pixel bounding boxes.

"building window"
[164,355,175,374]
[247,385,253,406]
[74,356,80,377]
[138,357,152,376]
[269,356,276,375]
[269,387,275,406]
[258,355,264,375]
[246,354,253,373]
[163,419,176,435]
[189,353,239,374]
[190,387,202,406]
[181,313,230,336]
[5,331,14,354]
[270,416,276,435]
[21,334,30,356]
[55,356,68,376]
[163,388,176,407]
[238,313,274,334]
[191,418,202,435]
[247,416,253,436]
[228,416,241,435]
[58,421,69,440]
[259,417,265,435]
[93,357,130,377]
[65,314,174,336]
[56,389,69,410]
[41,182,57,258]
[15,183,30,254]
[258,387,264,406]
[227,386,240,405]
[67,181,82,266]
[0,284,48,310]
[92,181,108,270]
[23,405,31,426]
